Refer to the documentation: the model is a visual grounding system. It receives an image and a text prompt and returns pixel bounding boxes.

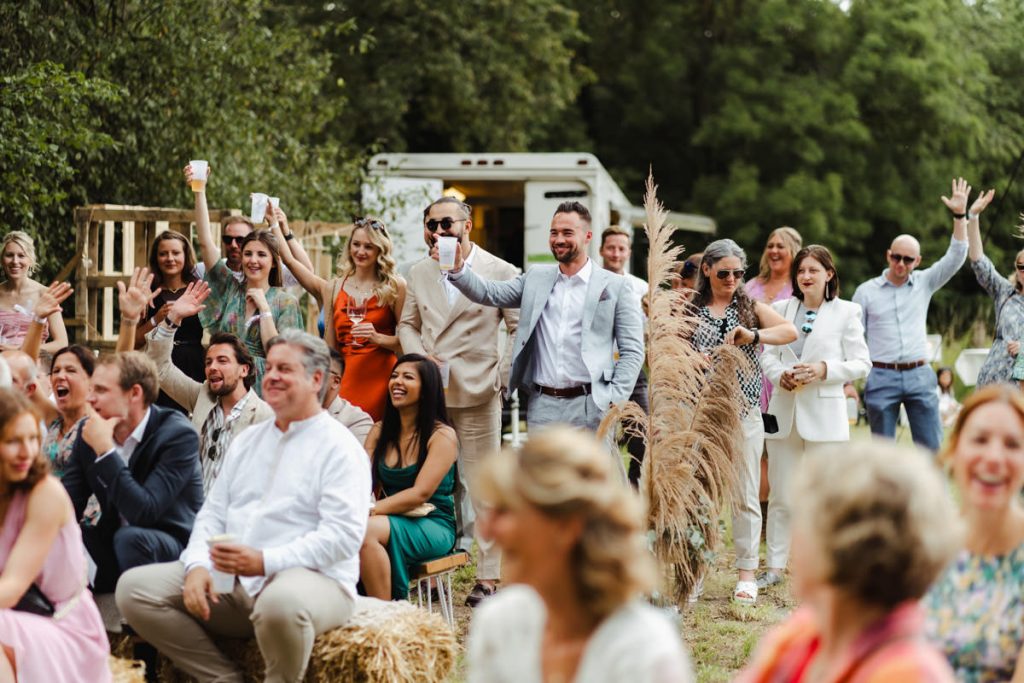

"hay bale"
[143,599,458,683]
[109,655,146,683]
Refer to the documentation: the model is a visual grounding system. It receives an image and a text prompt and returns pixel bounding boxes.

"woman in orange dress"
[270,213,405,420]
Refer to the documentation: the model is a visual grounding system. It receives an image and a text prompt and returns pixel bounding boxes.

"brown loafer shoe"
[465,582,497,608]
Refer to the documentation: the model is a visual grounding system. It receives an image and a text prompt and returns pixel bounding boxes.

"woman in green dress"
[360,353,458,600]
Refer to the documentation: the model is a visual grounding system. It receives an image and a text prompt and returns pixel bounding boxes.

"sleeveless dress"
[380,461,456,600]
[0,489,110,682]
[333,282,398,421]
[0,309,48,348]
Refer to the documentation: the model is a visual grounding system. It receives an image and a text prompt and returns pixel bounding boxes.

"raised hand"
[941,177,971,215]
[33,281,73,320]
[970,188,995,216]
[167,280,211,323]
[117,267,160,321]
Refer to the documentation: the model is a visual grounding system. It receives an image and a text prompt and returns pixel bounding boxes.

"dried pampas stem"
[598,172,747,605]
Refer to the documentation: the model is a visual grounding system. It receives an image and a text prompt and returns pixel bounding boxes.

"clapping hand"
[941,177,971,216]
[33,281,73,320]
[167,281,211,324]
[117,267,160,321]
[970,188,995,216]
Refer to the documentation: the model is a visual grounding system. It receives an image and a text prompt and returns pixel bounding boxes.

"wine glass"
[347,291,368,348]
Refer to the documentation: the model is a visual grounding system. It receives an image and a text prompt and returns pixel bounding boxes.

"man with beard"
[117,275,272,493]
[399,196,519,607]
[443,201,644,452]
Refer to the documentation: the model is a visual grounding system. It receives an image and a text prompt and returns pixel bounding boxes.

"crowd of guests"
[0,171,1022,682]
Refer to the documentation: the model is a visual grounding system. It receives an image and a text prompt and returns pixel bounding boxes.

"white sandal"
[733,580,758,605]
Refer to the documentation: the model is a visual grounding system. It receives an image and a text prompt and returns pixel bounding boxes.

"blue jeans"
[864,365,942,451]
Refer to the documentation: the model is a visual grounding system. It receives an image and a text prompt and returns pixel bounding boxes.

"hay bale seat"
[411,551,469,628]
[109,598,457,682]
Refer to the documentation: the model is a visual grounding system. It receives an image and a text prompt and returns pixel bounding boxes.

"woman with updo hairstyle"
[739,441,960,682]
[0,230,68,352]
[467,427,693,683]
[0,388,111,682]
[923,385,1024,681]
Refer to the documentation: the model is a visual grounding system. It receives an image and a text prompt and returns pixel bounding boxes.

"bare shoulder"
[26,476,72,525]
[429,423,458,447]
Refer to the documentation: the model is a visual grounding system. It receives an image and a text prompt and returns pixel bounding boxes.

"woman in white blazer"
[759,245,870,589]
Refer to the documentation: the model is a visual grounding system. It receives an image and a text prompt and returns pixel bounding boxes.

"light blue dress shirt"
[852,237,967,363]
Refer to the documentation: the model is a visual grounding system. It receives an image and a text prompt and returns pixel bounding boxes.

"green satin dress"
[380,461,457,600]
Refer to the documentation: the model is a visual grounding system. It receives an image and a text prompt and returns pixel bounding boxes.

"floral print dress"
[972,255,1024,387]
[922,541,1024,682]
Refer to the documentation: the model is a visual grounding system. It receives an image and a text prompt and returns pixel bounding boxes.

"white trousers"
[732,411,765,571]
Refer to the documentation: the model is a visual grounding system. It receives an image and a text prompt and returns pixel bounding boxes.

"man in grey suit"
[442,201,644,439]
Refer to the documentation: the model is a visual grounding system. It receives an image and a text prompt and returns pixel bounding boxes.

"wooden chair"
[411,551,469,628]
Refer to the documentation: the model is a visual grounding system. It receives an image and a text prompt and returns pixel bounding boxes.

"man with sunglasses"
[440,200,644,468]
[116,277,273,494]
[186,164,312,288]
[851,177,971,451]
[399,196,520,607]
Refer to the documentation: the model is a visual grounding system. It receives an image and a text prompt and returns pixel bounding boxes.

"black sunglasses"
[889,253,916,265]
[222,235,245,246]
[355,217,387,233]
[801,310,817,334]
[1015,264,1024,272]
[715,269,745,280]
[425,217,467,233]
[206,427,222,462]
[681,261,698,277]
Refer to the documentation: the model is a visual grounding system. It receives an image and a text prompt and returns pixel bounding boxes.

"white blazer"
[762,297,870,442]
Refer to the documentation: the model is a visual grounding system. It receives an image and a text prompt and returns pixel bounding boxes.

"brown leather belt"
[872,360,927,371]
[535,383,591,398]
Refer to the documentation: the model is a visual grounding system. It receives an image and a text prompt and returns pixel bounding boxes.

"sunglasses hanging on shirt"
[801,310,817,334]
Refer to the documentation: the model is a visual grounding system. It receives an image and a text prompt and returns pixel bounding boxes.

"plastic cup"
[189,160,209,192]
[437,236,458,272]
[250,193,269,223]
[206,534,236,593]
[269,197,280,209]
[438,360,450,389]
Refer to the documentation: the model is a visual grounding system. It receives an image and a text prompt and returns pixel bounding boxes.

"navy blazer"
[62,404,204,547]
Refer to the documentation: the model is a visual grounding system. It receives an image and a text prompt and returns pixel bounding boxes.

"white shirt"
[533,259,593,388]
[468,585,693,683]
[97,407,152,467]
[179,410,371,597]
[443,243,477,306]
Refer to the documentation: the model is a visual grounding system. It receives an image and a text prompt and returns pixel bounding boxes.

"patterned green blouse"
[923,541,1024,682]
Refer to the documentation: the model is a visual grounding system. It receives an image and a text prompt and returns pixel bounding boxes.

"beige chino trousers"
[116,561,355,683]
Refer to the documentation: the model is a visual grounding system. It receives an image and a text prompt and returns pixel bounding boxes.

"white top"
[179,411,371,597]
[468,585,693,683]
[533,259,593,388]
[624,272,648,304]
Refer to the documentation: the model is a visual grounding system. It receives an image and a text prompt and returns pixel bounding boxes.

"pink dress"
[0,489,110,682]
[0,309,48,348]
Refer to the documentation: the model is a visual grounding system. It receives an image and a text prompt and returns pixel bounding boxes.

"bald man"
[1,349,39,396]
[851,179,970,450]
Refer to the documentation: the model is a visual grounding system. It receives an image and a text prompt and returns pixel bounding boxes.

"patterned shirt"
[923,541,1024,682]
[198,390,253,493]
[693,302,762,412]
[971,255,1024,387]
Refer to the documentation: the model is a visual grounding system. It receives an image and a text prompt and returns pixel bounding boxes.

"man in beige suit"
[398,196,519,607]
[323,349,374,445]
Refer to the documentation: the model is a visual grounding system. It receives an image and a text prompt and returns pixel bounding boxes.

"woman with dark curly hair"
[0,389,111,682]
[691,238,796,605]
[467,426,693,683]
[739,441,959,682]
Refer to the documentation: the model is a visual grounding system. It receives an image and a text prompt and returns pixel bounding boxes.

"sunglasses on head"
[889,253,916,265]
[681,261,698,277]
[801,310,817,334]
[354,217,387,233]
[222,235,245,246]
[425,217,467,233]
[715,269,745,280]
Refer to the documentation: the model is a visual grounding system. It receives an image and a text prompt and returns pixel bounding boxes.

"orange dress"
[333,283,397,421]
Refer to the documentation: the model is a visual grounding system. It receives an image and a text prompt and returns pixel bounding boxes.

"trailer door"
[362,176,444,272]
[523,181,591,270]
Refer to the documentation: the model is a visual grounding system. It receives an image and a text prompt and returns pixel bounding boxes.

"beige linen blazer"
[398,245,519,409]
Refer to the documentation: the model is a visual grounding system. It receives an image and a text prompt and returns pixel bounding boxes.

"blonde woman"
[467,427,693,683]
[923,386,1024,681]
[739,442,959,682]
[0,231,68,352]
[745,227,803,305]
[270,212,405,420]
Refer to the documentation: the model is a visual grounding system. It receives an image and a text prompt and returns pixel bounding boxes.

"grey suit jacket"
[449,260,644,410]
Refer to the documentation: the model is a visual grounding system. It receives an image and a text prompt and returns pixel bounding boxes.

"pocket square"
[598,289,611,302]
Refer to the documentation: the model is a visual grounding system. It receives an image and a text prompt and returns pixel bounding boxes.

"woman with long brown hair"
[0,389,110,682]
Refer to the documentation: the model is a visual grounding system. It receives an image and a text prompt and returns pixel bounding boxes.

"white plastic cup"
[250,193,269,223]
[206,534,236,593]
[189,160,209,192]
[437,236,458,272]
[438,360,450,389]
[269,197,280,209]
